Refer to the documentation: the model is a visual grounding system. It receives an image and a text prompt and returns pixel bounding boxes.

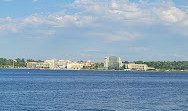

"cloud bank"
[0,0,188,60]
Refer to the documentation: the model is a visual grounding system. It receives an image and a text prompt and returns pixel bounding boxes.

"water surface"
[0,69,187,111]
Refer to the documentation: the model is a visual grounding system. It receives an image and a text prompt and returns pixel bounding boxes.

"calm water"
[0,69,187,111]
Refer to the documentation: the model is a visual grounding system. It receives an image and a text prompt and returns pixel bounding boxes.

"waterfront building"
[45,59,56,69]
[84,60,93,67]
[36,62,49,69]
[27,62,37,68]
[124,63,154,71]
[27,62,49,69]
[67,63,83,70]
[104,56,122,69]
[27,59,72,70]
[56,60,70,69]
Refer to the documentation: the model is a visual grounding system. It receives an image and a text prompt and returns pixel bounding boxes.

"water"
[0,69,187,111]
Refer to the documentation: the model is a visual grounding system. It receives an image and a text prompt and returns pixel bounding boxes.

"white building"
[45,59,56,69]
[55,60,72,69]
[67,63,83,70]
[125,63,154,71]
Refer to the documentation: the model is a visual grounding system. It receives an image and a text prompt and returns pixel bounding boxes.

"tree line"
[133,61,188,70]
[0,58,43,68]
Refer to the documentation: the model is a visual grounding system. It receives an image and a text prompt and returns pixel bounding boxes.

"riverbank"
[1,68,188,73]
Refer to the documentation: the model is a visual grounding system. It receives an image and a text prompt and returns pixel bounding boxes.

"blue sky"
[0,0,188,61]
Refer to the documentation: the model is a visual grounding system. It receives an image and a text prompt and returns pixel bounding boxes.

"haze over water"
[0,69,187,111]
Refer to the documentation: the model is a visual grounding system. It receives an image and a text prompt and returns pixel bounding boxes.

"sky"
[0,0,188,61]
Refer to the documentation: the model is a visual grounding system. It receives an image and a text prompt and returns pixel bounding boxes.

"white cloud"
[0,17,21,34]
[0,17,12,22]
[160,7,185,23]
[48,15,93,27]
[0,24,19,33]
[23,16,46,25]
[22,14,93,28]
[72,0,141,20]
[111,2,119,9]
[70,0,188,26]
[1,0,188,40]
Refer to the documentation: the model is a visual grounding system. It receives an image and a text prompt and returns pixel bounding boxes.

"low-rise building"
[45,59,56,69]
[27,62,49,69]
[67,63,83,70]
[27,62,37,68]
[84,60,93,67]
[125,63,154,71]
[36,62,49,69]
[55,60,70,69]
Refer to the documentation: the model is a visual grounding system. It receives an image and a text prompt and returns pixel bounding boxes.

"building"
[125,63,154,71]
[104,56,122,69]
[84,60,93,67]
[44,59,56,69]
[67,63,83,70]
[27,59,72,70]
[27,62,37,68]
[27,62,49,69]
[36,62,49,69]
[56,60,71,69]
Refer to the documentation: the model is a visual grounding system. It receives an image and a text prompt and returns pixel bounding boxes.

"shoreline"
[0,68,188,73]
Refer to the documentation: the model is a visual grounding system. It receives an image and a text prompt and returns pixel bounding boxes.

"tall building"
[104,56,122,69]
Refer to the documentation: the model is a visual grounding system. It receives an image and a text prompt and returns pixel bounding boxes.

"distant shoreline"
[0,68,188,73]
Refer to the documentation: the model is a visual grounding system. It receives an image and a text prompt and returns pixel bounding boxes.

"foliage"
[14,58,26,67]
[134,61,188,70]
[0,58,43,68]
[122,61,129,64]
[94,62,104,69]
[27,59,43,62]
[115,66,124,70]
[0,58,13,68]
[87,62,104,70]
